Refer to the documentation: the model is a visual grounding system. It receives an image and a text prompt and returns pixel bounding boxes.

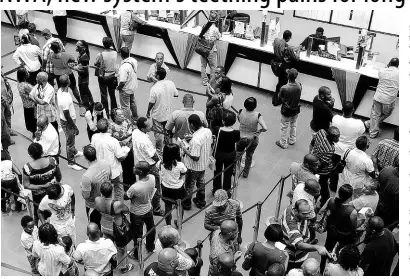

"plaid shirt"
[372,139,399,170]
[202,24,221,52]
[42,37,65,74]
[312,129,335,175]
[30,83,57,122]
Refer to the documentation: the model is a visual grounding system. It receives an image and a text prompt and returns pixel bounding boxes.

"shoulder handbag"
[312,198,332,233]
[209,128,221,171]
[111,201,131,247]
[270,59,282,77]
[195,37,215,58]
[208,95,226,126]
[242,241,256,271]
[332,148,352,174]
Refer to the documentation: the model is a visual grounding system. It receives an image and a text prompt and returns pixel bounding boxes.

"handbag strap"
[212,128,221,157]
[342,148,352,161]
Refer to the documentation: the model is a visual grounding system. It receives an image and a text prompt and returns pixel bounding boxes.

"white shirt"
[57,89,76,121]
[119,57,138,95]
[147,63,170,81]
[223,94,233,110]
[339,148,374,192]
[34,123,59,156]
[73,238,117,275]
[160,162,187,189]
[292,183,316,219]
[21,226,39,257]
[38,184,74,227]
[184,127,213,172]
[53,10,67,16]
[16,10,28,16]
[0,159,14,180]
[91,133,128,179]
[332,115,365,155]
[12,44,42,72]
[149,80,179,122]
[374,67,399,105]
[32,241,71,276]
[132,129,156,165]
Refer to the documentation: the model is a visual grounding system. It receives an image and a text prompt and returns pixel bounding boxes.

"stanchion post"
[274,176,286,223]
[137,238,144,275]
[253,202,263,242]
[232,159,240,200]
[25,197,33,218]
[197,240,203,258]
[176,199,183,237]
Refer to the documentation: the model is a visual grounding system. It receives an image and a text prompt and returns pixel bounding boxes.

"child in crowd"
[20,215,40,275]
[61,236,80,276]
[185,248,203,276]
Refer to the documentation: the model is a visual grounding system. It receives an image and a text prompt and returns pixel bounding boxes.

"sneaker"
[153,209,165,217]
[276,141,287,149]
[288,141,296,146]
[193,198,205,209]
[68,164,83,171]
[74,151,83,158]
[174,220,179,229]
[120,263,134,274]
[10,131,17,136]
[10,140,15,145]
[182,204,192,211]
[127,251,138,260]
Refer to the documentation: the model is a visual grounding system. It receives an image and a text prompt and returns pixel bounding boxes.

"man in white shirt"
[147,67,179,154]
[38,183,76,243]
[91,118,128,201]
[56,75,83,170]
[132,117,164,216]
[73,223,118,276]
[292,179,320,219]
[117,47,139,121]
[181,114,213,209]
[34,115,59,162]
[52,10,67,45]
[12,36,42,83]
[147,52,170,82]
[165,93,208,143]
[365,58,399,138]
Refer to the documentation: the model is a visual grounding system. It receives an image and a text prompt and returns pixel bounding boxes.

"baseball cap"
[41,28,52,36]
[286,68,298,79]
[213,189,228,207]
[94,102,104,112]
[208,12,218,23]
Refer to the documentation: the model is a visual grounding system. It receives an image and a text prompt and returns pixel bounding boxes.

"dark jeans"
[1,178,22,212]
[47,72,58,87]
[53,15,67,43]
[148,165,162,213]
[213,152,235,194]
[130,210,156,254]
[60,119,77,164]
[161,185,185,225]
[183,169,206,208]
[28,70,40,86]
[98,76,118,115]
[78,82,94,111]
[24,107,36,137]
[319,174,331,207]
[273,63,290,106]
[121,149,135,189]
[56,73,82,105]
[86,207,102,229]
[3,103,11,130]
[236,136,259,177]
[1,107,12,151]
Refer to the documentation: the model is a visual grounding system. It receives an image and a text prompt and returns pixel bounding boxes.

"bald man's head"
[368,216,384,233]
[294,199,312,220]
[158,226,179,248]
[158,248,178,273]
[87,222,101,241]
[266,263,286,276]
[134,161,151,178]
[97,118,109,133]
[218,253,235,269]
[220,220,238,241]
[303,154,320,173]
[302,258,320,276]
[327,126,340,143]
[304,179,320,197]
[37,115,49,130]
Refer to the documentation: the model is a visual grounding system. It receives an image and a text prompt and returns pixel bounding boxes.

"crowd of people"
[1,10,399,276]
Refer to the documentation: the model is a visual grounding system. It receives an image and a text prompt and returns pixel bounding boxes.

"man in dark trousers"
[310,86,335,140]
[52,10,68,45]
[272,30,300,106]
[276,68,302,149]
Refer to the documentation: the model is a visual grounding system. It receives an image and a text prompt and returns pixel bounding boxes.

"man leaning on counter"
[300,27,327,52]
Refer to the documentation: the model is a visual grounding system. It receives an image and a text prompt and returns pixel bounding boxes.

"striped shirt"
[30,83,57,123]
[281,205,310,263]
[184,127,213,172]
[202,24,221,52]
[42,37,65,74]
[312,129,335,175]
[372,139,399,170]
[205,199,241,228]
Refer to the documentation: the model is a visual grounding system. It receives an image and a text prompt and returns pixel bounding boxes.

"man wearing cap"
[41,29,65,87]
[291,179,320,219]
[300,27,327,52]
[56,75,83,171]
[276,68,302,149]
[81,145,111,228]
[204,189,243,245]
[30,72,59,133]
[165,94,208,144]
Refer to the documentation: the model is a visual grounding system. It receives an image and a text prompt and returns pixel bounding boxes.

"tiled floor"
[1,24,395,276]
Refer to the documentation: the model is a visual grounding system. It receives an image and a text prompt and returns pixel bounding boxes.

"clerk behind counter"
[300,27,327,51]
